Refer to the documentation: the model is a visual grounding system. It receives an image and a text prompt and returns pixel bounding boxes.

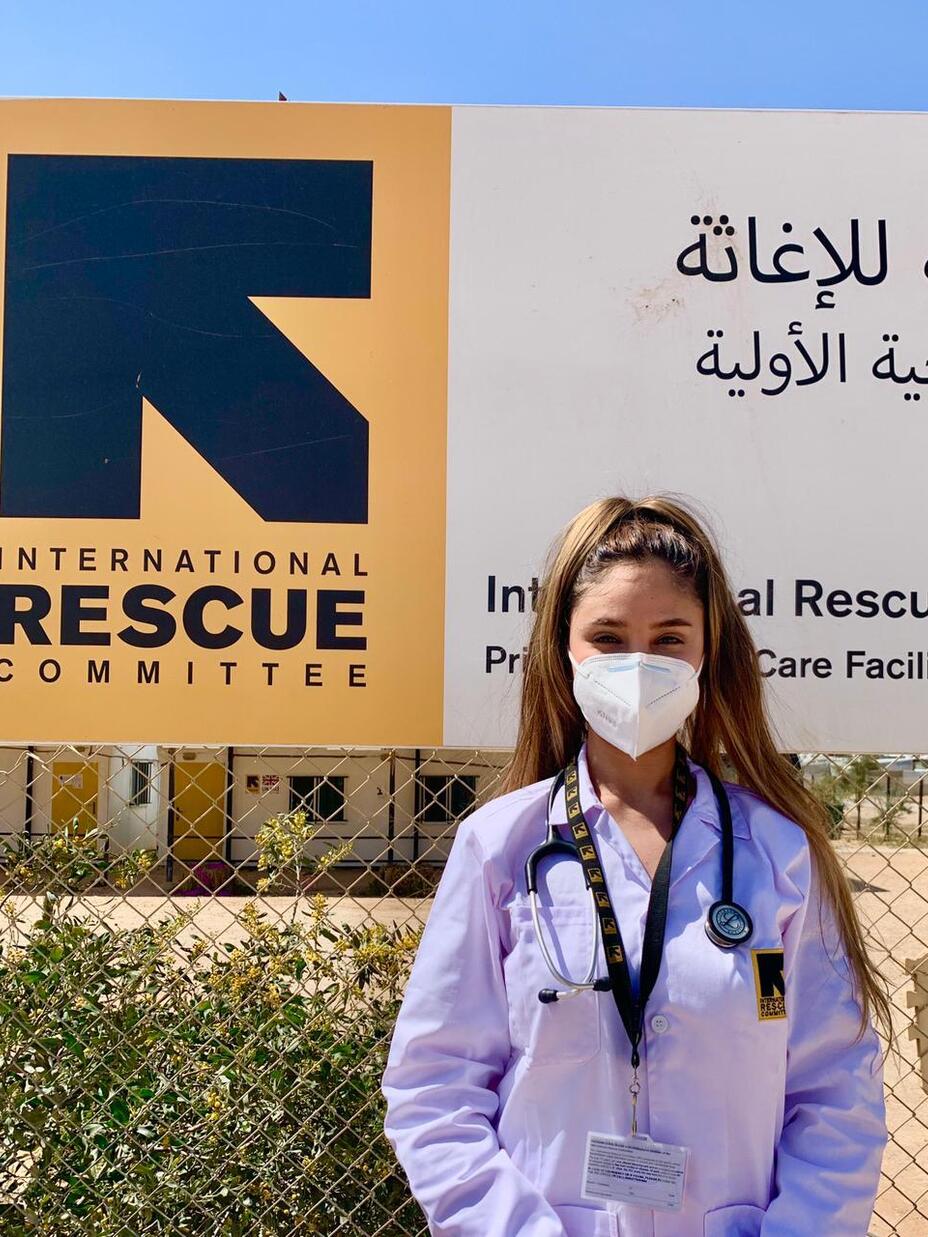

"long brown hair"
[496,493,892,1045]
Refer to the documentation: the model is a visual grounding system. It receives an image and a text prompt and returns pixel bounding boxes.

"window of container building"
[419,774,478,823]
[289,775,347,822]
[129,760,153,807]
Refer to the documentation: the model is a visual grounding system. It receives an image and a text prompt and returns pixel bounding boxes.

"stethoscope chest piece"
[704,900,753,949]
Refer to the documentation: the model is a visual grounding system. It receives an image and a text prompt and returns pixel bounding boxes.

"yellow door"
[51,761,99,834]
[173,761,226,861]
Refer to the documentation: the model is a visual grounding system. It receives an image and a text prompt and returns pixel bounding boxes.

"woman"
[382,495,890,1236]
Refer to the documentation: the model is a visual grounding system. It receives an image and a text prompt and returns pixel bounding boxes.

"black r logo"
[2,154,371,522]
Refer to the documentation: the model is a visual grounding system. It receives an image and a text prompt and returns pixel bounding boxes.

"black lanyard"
[562,741,694,1071]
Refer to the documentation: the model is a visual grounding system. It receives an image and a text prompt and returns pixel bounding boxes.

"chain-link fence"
[0,743,925,1234]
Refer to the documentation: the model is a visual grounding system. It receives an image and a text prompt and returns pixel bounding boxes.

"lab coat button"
[650,1013,669,1034]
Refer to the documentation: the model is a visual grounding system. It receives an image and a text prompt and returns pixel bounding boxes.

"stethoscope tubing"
[527,756,750,996]
[530,880,601,992]
[527,767,603,995]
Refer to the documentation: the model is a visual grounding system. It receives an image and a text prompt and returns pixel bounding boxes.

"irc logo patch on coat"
[751,949,786,1021]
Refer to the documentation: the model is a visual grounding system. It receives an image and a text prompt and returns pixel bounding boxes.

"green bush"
[805,768,850,841]
[0,892,423,1235]
[0,820,157,895]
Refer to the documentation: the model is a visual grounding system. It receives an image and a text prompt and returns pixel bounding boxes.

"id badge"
[581,1130,688,1212]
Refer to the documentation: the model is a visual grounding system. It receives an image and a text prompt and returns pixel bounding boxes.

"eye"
[658,635,684,644]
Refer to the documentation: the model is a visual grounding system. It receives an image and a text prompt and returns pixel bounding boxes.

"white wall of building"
[0,743,511,868]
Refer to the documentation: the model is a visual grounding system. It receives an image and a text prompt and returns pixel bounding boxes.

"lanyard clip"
[629,1068,641,1137]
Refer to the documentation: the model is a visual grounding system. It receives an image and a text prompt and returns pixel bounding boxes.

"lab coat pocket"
[506,903,602,1066]
[552,1203,618,1236]
[702,1202,765,1235]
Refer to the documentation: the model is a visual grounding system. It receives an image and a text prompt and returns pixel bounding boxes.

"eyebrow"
[590,617,694,628]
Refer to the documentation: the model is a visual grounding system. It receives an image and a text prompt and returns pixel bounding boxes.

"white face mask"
[568,648,703,760]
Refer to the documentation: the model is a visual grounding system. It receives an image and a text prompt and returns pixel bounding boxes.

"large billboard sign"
[0,100,449,745]
[0,100,923,749]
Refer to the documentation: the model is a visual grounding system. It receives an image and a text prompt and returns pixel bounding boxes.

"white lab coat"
[382,741,887,1236]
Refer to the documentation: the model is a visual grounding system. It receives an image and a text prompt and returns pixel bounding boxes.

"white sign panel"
[444,106,927,751]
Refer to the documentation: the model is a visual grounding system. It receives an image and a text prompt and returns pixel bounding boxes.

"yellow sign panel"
[0,100,450,744]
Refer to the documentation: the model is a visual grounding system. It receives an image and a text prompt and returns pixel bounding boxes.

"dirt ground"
[2,843,926,1232]
[0,888,432,947]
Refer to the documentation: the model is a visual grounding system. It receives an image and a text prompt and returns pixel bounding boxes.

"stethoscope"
[525,757,754,1000]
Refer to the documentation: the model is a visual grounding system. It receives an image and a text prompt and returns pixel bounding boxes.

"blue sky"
[1,0,925,111]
